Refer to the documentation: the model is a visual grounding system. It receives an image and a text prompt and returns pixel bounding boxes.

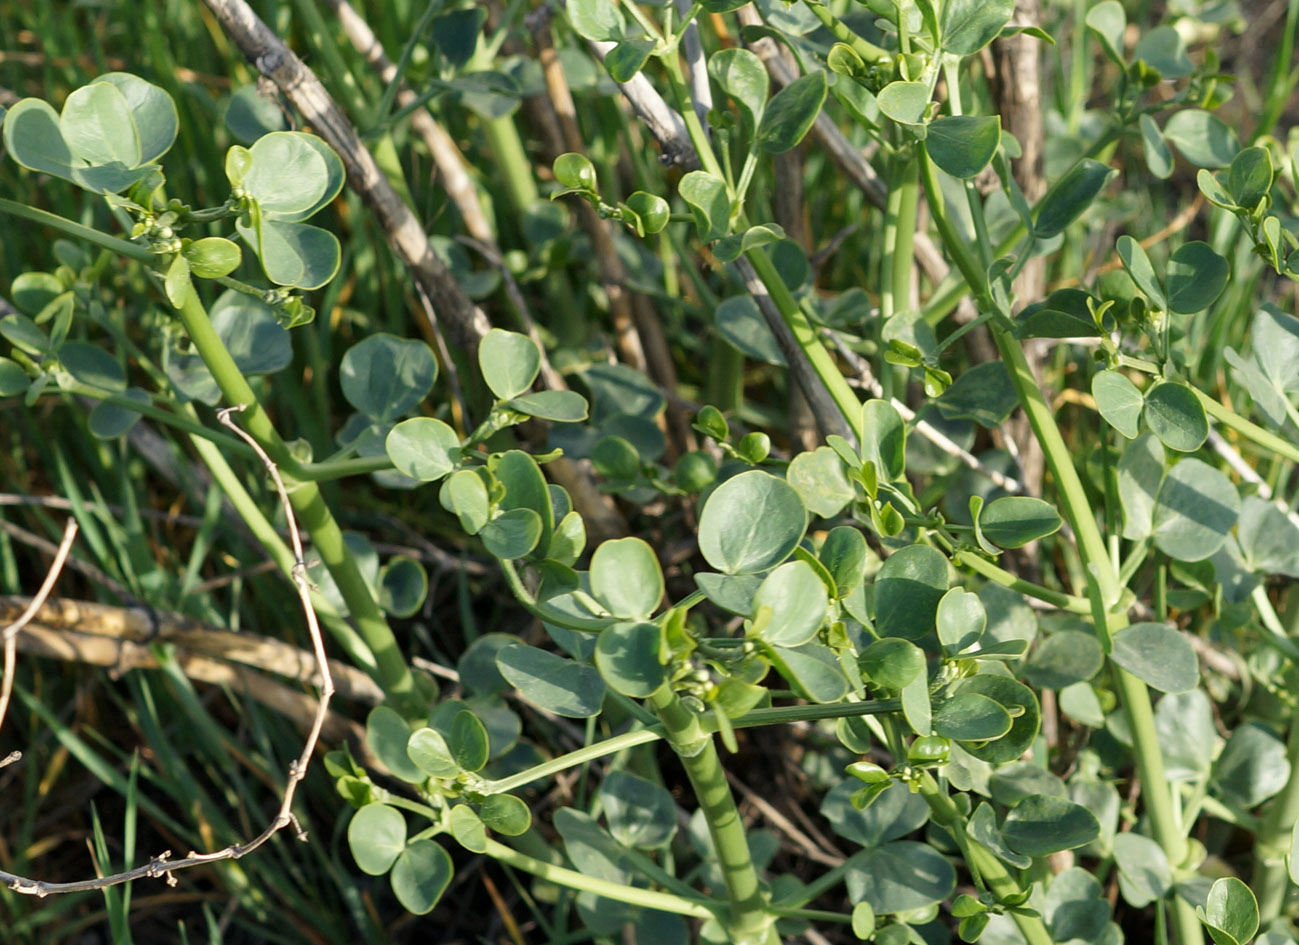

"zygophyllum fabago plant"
[3,1,1299,944]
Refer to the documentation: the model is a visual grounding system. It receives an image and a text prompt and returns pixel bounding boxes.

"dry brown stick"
[322,0,495,245]
[0,406,332,896]
[0,519,78,769]
[200,0,491,352]
[0,596,383,705]
[9,621,368,749]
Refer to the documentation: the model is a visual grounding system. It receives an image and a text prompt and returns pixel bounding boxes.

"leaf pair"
[228,132,345,289]
[4,73,177,194]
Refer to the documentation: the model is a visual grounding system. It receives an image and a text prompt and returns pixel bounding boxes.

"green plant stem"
[186,431,379,676]
[483,698,901,795]
[799,1,888,62]
[173,291,418,711]
[297,455,395,481]
[743,247,864,443]
[881,156,920,320]
[1254,714,1299,921]
[481,838,719,920]
[53,384,254,456]
[0,198,153,262]
[661,56,727,184]
[1257,0,1299,138]
[648,686,774,945]
[916,773,1053,945]
[1116,355,1299,465]
[951,550,1091,614]
[920,150,1203,945]
[498,559,614,631]
[1195,388,1299,466]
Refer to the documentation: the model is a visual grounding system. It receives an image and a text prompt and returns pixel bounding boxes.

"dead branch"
[0,406,332,896]
[0,519,79,768]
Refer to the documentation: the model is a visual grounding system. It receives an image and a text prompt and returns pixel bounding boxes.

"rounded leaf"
[1116,235,1166,310]
[95,72,178,164]
[957,675,1040,764]
[1111,623,1199,693]
[496,644,606,717]
[1198,877,1258,945]
[479,328,541,400]
[876,81,929,125]
[480,508,542,560]
[752,560,829,647]
[846,842,956,914]
[238,218,341,289]
[936,588,986,655]
[348,804,407,875]
[942,0,1015,55]
[860,638,925,690]
[757,71,827,153]
[481,794,532,836]
[599,770,677,849]
[1166,241,1228,314]
[1023,631,1103,690]
[182,237,242,279]
[386,418,460,481]
[340,333,437,422]
[450,804,487,853]
[553,151,598,190]
[926,115,1000,178]
[708,48,768,133]
[1092,370,1144,438]
[505,389,588,422]
[390,840,453,915]
[595,621,666,697]
[1034,159,1116,239]
[1152,458,1240,561]
[979,496,1064,548]
[378,556,428,617]
[60,81,140,167]
[1002,795,1100,856]
[407,727,459,778]
[1163,110,1239,168]
[440,469,490,534]
[698,470,807,574]
[243,131,343,220]
[933,691,1012,741]
[590,537,663,620]
[873,545,948,639]
[367,706,424,783]
[448,709,489,772]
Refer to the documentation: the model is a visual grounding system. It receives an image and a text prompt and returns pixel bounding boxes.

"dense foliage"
[1,1,1298,944]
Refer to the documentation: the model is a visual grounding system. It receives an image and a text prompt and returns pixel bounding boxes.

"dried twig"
[321,0,495,245]
[826,330,1024,493]
[0,596,381,705]
[0,406,332,896]
[0,519,79,768]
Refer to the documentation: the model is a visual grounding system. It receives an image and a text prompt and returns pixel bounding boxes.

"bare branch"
[0,407,332,896]
[0,518,79,768]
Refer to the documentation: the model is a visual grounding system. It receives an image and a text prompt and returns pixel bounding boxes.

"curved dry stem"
[0,517,79,766]
[0,406,333,896]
